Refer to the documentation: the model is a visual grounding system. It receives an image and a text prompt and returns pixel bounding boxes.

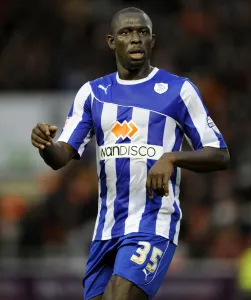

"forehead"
[114,13,152,30]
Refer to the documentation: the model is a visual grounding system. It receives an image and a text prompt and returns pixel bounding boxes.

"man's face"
[108,12,155,70]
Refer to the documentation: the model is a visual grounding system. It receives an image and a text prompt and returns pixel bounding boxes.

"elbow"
[219,149,230,170]
[51,164,62,171]
[48,161,67,171]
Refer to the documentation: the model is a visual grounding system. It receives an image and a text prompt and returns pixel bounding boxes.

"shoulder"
[89,72,116,89]
[157,69,200,96]
[156,69,187,85]
[74,72,116,99]
[75,82,92,99]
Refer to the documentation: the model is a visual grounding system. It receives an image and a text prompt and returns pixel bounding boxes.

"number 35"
[130,241,163,273]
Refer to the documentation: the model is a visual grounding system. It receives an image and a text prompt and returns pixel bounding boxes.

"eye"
[121,30,130,36]
[140,29,148,35]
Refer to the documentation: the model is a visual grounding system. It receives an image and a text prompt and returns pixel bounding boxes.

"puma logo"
[98,84,111,94]
[142,268,151,281]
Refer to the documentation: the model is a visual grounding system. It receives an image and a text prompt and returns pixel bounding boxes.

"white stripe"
[173,198,181,245]
[174,155,182,244]
[156,118,177,237]
[180,81,220,148]
[124,108,150,235]
[57,82,92,155]
[77,93,95,156]
[100,103,118,239]
[78,129,93,156]
[92,141,102,240]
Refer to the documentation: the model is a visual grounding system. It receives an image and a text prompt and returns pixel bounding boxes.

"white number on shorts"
[130,241,151,265]
[146,246,163,273]
[130,241,163,273]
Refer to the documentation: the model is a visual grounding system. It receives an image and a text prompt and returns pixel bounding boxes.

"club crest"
[154,83,168,94]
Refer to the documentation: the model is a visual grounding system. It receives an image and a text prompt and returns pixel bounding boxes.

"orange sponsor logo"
[111,121,139,140]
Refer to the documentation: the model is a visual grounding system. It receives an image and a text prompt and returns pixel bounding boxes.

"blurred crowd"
[0,0,251,265]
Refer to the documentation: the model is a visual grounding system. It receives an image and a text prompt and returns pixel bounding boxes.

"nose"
[131,31,142,44]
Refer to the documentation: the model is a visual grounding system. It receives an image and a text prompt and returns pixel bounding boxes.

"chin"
[128,60,145,71]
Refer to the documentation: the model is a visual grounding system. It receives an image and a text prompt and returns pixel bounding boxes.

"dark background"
[0,0,251,299]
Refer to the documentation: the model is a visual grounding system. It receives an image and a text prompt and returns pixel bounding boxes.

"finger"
[152,175,157,193]
[49,125,58,133]
[146,176,153,199]
[157,174,164,197]
[49,126,58,139]
[32,140,45,150]
[33,127,49,140]
[37,123,50,136]
[163,173,169,196]
[32,133,51,146]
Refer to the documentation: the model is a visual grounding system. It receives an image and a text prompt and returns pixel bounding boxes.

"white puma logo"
[98,84,111,94]
[142,268,151,281]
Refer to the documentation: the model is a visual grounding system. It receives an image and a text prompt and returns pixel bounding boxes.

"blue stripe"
[169,125,183,241]
[139,112,166,233]
[211,127,227,148]
[184,81,227,149]
[94,101,107,240]
[179,100,203,150]
[111,106,133,236]
[68,96,93,152]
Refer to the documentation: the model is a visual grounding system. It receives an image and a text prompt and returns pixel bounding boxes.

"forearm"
[162,147,230,173]
[39,141,74,170]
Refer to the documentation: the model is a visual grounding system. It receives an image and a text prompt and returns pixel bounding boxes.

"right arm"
[39,139,75,170]
[31,82,94,170]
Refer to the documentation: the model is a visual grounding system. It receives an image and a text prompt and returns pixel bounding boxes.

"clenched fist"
[146,154,174,199]
[31,123,58,150]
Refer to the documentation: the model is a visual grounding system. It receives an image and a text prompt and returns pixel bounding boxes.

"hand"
[146,154,175,199]
[31,123,58,150]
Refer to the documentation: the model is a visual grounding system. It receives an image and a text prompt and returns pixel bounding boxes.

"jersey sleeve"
[177,80,227,150]
[57,82,94,158]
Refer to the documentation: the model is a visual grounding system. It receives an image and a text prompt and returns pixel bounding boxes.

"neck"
[117,61,153,80]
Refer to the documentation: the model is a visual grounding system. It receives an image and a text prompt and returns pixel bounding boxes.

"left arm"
[163,146,230,173]
[146,147,229,199]
[146,80,230,199]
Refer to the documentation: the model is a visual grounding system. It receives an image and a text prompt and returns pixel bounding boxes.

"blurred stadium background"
[0,0,251,299]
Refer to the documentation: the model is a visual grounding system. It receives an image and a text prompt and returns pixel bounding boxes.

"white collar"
[116,67,159,85]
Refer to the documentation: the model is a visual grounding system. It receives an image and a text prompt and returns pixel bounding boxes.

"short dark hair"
[111,7,152,33]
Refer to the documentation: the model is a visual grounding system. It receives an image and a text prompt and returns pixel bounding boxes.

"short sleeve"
[57,82,94,158]
[177,80,227,150]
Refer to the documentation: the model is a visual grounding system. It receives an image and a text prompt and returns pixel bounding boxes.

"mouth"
[129,49,145,60]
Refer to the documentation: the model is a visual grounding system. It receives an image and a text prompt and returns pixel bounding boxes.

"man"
[31,7,230,300]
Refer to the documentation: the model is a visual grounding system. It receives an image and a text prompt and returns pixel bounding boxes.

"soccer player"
[31,7,230,300]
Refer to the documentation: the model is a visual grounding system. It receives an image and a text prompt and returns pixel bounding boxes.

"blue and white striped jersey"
[58,68,227,245]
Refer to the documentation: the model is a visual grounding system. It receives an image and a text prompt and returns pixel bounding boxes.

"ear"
[107,35,116,50]
[151,34,156,49]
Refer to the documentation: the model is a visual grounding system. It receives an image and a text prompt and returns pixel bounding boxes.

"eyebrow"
[118,25,151,32]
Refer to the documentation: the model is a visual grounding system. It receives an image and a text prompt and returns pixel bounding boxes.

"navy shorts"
[83,232,176,300]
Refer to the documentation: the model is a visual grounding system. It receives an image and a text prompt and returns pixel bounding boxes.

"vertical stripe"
[169,127,183,241]
[58,82,92,144]
[139,112,166,233]
[67,97,93,156]
[94,101,107,240]
[111,106,133,236]
[92,140,102,240]
[124,108,150,234]
[156,118,177,236]
[180,81,221,149]
[101,103,118,239]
